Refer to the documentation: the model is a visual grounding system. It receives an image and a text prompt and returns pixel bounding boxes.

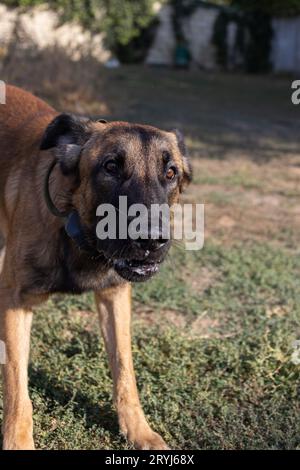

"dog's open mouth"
[113,258,160,282]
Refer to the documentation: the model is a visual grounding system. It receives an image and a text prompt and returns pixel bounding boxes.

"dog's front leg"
[0,288,34,450]
[95,283,169,450]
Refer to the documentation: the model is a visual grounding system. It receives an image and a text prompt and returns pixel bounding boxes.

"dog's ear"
[40,114,92,175]
[172,129,192,191]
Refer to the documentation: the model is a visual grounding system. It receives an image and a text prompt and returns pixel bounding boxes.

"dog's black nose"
[134,237,168,252]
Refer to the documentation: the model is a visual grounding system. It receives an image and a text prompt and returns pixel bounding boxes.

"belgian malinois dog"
[0,85,191,450]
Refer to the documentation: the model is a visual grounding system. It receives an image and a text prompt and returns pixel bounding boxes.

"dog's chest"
[23,235,121,296]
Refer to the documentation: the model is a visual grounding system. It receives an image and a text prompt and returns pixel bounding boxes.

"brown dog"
[0,85,191,450]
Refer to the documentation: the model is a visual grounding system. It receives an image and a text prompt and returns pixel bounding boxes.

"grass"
[20,242,299,450]
[0,56,300,449]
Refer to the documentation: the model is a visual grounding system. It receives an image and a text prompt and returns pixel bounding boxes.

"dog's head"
[41,114,192,282]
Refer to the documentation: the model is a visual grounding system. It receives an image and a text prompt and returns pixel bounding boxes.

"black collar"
[44,160,99,257]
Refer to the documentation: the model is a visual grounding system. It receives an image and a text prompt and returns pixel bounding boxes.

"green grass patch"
[193,172,263,191]
[1,241,299,449]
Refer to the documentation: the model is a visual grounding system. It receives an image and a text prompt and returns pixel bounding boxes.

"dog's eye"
[166,166,177,181]
[104,159,119,175]
[162,150,172,162]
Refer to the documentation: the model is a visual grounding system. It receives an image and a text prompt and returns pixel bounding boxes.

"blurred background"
[0,0,300,450]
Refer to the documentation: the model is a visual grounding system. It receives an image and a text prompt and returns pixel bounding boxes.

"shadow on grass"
[29,366,119,436]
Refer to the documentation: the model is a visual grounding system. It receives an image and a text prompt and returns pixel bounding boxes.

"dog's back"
[0,84,56,174]
[0,85,57,228]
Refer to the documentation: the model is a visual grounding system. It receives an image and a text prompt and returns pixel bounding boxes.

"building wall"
[0,4,110,63]
[146,4,175,66]
[182,7,219,70]
[272,17,300,74]
[146,3,219,69]
[147,4,300,74]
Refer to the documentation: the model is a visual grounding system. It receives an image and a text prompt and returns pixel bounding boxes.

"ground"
[0,55,300,449]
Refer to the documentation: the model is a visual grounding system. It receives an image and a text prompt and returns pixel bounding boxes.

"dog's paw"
[132,430,170,450]
[3,436,35,450]
[119,409,170,450]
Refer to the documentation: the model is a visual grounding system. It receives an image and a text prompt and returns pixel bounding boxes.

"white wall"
[182,7,218,70]
[146,4,219,69]
[0,4,110,63]
[147,6,300,74]
[272,18,300,74]
[146,4,176,66]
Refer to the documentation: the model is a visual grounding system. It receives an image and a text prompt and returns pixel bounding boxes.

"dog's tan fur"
[0,85,190,450]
